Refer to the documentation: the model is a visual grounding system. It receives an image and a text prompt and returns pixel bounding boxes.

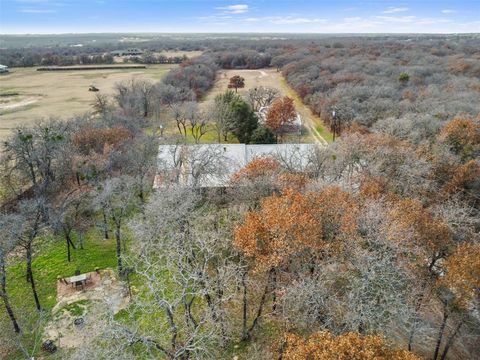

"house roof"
[155,143,318,188]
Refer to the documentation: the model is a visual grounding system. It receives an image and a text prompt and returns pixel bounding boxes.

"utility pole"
[332,109,338,141]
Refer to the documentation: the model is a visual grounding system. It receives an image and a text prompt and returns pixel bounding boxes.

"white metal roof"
[155,143,317,188]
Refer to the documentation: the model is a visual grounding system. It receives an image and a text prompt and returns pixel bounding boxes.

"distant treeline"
[162,54,218,99]
[0,51,116,67]
[212,49,275,69]
[0,38,204,67]
[2,34,480,137]
[124,53,188,65]
[0,50,191,68]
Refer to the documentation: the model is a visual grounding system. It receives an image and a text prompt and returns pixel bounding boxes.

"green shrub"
[399,72,410,83]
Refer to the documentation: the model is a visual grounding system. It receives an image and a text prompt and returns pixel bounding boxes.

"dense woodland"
[0,34,479,359]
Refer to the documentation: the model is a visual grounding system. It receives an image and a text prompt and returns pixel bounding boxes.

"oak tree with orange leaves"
[234,186,358,340]
[230,157,312,207]
[387,198,452,268]
[72,126,132,157]
[439,117,480,161]
[433,243,480,360]
[276,172,310,192]
[443,160,480,206]
[234,188,322,339]
[265,96,297,142]
[231,157,280,184]
[227,75,245,93]
[230,157,281,205]
[235,187,357,272]
[282,331,420,360]
[71,126,133,238]
[386,198,453,351]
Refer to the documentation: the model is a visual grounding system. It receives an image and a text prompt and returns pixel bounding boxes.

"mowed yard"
[201,69,332,143]
[0,64,176,140]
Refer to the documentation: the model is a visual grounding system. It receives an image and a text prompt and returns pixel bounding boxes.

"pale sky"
[0,0,479,34]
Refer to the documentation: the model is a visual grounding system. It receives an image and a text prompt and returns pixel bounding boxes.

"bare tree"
[0,214,21,333]
[49,188,92,262]
[156,83,195,108]
[136,80,156,117]
[182,145,230,187]
[170,102,198,139]
[0,309,48,359]
[115,79,155,117]
[109,134,159,215]
[1,120,72,196]
[189,111,209,144]
[125,188,241,358]
[12,197,48,312]
[91,93,111,116]
[246,87,279,112]
[95,176,138,274]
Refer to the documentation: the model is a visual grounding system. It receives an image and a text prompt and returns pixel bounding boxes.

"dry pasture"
[0,64,176,139]
[202,69,282,105]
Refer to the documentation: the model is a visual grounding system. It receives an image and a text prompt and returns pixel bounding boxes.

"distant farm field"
[202,69,332,144]
[0,64,176,139]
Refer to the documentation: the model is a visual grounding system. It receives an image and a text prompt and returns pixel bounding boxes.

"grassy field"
[201,69,284,105]
[5,231,117,311]
[0,64,176,140]
[1,230,117,358]
[200,68,332,143]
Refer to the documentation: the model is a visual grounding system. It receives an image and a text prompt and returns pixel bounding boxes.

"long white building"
[155,143,318,188]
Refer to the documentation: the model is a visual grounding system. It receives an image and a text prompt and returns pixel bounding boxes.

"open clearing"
[201,69,283,105]
[45,269,128,349]
[0,64,176,139]
[201,69,332,144]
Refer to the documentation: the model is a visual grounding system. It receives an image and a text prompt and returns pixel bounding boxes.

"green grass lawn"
[161,121,313,145]
[5,230,117,312]
[160,122,240,144]
[316,125,335,142]
[1,229,117,358]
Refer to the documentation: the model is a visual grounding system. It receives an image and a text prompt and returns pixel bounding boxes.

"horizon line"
[1,31,479,36]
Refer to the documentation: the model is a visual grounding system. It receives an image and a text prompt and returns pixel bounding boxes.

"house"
[110,48,144,57]
[0,64,9,73]
[154,143,318,188]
